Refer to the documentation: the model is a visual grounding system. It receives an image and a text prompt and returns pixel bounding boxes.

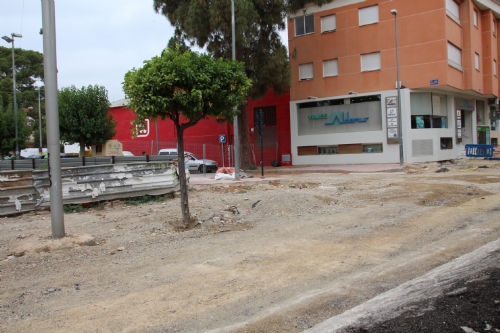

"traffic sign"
[219,134,227,144]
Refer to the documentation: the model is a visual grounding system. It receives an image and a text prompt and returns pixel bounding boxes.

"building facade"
[288,0,500,165]
[108,90,291,167]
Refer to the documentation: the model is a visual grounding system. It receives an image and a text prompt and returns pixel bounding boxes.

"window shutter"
[447,43,462,66]
[321,15,336,32]
[299,63,314,80]
[323,59,338,77]
[359,5,379,26]
[361,52,380,71]
[446,0,460,21]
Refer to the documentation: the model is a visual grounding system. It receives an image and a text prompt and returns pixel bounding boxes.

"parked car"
[158,148,218,173]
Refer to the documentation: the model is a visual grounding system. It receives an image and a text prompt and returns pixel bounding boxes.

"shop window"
[410,93,448,129]
[323,59,338,77]
[359,5,378,26]
[321,15,336,32]
[299,63,313,80]
[361,52,380,72]
[318,146,338,154]
[446,0,460,24]
[448,42,462,70]
[363,143,383,153]
[440,137,453,149]
[295,14,315,36]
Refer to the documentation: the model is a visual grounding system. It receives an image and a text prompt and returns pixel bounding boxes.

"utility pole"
[255,109,265,179]
[41,0,65,238]
[231,0,240,180]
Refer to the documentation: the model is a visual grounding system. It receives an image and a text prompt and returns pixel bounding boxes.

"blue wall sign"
[219,134,227,144]
[430,79,439,85]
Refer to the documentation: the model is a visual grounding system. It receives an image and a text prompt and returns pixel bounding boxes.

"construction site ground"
[1,158,500,333]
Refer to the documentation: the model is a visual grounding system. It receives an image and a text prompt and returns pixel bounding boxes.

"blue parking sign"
[219,134,227,144]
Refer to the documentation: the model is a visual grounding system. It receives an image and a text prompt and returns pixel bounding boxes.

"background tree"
[0,104,32,159]
[123,47,251,224]
[166,27,190,53]
[58,85,116,157]
[0,46,44,112]
[153,0,294,168]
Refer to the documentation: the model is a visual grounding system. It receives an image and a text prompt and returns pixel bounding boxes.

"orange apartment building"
[288,0,500,165]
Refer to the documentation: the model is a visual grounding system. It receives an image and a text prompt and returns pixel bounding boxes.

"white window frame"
[299,63,314,80]
[474,9,478,27]
[323,59,338,77]
[359,5,379,26]
[295,14,315,36]
[447,42,462,71]
[360,52,381,72]
[475,52,480,71]
[321,14,336,33]
[446,0,460,24]
[494,59,497,76]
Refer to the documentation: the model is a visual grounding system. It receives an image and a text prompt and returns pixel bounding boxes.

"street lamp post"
[38,87,43,153]
[231,0,240,180]
[2,33,23,159]
[391,9,404,166]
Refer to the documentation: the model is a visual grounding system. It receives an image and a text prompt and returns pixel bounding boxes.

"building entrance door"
[461,110,474,145]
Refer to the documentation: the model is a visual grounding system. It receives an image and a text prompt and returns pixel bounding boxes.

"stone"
[117,247,125,251]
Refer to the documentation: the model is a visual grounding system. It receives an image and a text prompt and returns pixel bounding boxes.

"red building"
[109,90,291,166]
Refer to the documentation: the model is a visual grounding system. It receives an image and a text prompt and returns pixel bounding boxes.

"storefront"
[290,89,487,165]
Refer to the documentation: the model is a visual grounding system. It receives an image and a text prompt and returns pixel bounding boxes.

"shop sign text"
[309,112,369,126]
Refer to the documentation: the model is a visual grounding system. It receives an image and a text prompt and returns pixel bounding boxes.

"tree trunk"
[237,103,251,169]
[79,137,85,157]
[176,126,191,223]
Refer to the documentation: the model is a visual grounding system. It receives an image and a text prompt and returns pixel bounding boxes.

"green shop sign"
[308,112,369,126]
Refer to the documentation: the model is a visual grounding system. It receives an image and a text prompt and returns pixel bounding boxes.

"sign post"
[255,109,265,179]
[219,134,227,168]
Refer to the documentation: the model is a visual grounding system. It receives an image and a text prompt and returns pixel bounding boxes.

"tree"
[167,28,190,54]
[0,46,44,112]
[153,0,294,168]
[123,47,251,223]
[0,104,32,159]
[58,85,117,157]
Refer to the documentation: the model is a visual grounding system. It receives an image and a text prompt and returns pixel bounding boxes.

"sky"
[1,0,289,103]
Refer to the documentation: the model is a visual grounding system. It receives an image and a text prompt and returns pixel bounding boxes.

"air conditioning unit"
[488,97,499,105]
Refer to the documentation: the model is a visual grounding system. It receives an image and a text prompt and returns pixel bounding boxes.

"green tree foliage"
[123,48,251,223]
[153,0,296,167]
[0,46,44,111]
[167,28,190,54]
[0,104,32,159]
[58,85,117,157]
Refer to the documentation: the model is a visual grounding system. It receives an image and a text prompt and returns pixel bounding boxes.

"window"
[448,42,462,70]
[295,14,314,36]
[474,10,478,27]
[410,93,448,129]
[446,0,460,23]
[475,53,480,71]
[299,63,314,80]
[254,106,277,127]
[321,15,336,32]
[361,52,380,72]
[494,60,497,76]
[359,5,379,26]
[323,59,338,77]
[494,20,496,35]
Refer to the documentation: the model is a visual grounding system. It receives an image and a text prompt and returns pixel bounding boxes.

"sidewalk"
[188,163,405,185]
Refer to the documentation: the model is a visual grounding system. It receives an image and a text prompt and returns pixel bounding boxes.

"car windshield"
[186,153,198,160]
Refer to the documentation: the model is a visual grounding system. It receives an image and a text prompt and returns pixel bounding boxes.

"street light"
[391,9,404,166]
[38,86,43,153]
[2,33,23,159]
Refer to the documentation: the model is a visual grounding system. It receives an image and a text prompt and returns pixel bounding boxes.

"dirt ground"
[1,159,500,333]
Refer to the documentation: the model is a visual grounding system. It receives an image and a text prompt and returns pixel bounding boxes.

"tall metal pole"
[42,0,65,238]
[232,0,240,180]
[12,37,20,160]
[38,87,43,153]
[392,9,404,166]
[155,120,159,154]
